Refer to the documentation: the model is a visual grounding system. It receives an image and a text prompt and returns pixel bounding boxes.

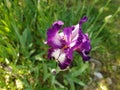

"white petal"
[51,49,61,60]
[59,32,64,37]
[52,34,62,46]
[71,24,79,40]
[58,52,66,64]
[69,34,78,48]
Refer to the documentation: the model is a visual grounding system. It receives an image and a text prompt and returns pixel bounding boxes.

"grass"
[0,0,120,90]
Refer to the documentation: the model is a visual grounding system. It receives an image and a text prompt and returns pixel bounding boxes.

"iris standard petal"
[79,16,88,27]
[63,27,73,43]
[71,16,88,49]
[71,24,79,41]
[47,21,64,48]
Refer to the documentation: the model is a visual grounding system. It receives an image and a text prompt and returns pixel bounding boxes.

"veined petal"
[50,48,73,69]
[63,27,73,43]
[81,34,91,52]
[72,29,83,50]
[47,21,64,48]
[71,16,88,49]
[76,34,91,61]
[71,24,79,41]
[70,16,88,48]
[48,48,54,59]
[51,49,61,60]
[77,50,91,61]
[58,58,71,69]
[58,49,73,69]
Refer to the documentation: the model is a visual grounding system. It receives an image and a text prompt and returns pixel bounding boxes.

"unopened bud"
[117,7,120,12]
[51,69,56,75]
[99,7,104,14]
[104,15,112,23]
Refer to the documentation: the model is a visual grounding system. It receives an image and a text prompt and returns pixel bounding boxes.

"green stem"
[94,22,106,39]
[87,0,111,32]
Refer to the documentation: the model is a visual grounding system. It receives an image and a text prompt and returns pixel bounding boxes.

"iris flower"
[45,16,91,69]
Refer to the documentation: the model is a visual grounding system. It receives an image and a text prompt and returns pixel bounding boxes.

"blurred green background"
[0,0,120,90]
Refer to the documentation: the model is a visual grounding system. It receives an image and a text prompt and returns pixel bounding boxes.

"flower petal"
[58,58,72,69]
[71,16,88,49]
[48,48,54,59]
[79,16,88,27]
[49,48,73,69]
[71,24,79,41]
[78,50,91,61]
[76,34,91,61]
[70,16,91,61]
[81,34,91,52]
[47,21,64,48]
[63,27,73,43]
[58,49,73,69]
[70,16,88,48]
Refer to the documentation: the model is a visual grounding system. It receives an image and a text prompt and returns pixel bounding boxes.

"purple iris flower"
[45,16,91,69]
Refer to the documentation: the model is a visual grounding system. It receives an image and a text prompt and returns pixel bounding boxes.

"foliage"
[0,0,120,90]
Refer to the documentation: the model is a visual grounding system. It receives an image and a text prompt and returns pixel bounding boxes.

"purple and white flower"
[45,16,91,69]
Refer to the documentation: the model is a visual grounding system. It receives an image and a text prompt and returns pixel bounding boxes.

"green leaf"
[73,78,85,86]
[71,63,88,77]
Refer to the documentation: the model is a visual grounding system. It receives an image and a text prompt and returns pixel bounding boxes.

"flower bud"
[104,15,112,23]
[51,69,56,75]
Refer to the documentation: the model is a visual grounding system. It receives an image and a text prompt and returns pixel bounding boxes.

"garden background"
[0,0,120,90]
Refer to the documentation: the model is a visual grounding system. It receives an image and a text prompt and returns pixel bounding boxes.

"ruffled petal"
[72,29,83,50]
[58,49,73,69]
[70,16,91,61]
[70,16,88,49]
[78,50,91,61]
[49,48,73,69]
[71,16,88,41]
[46,16,91,69]
[47,21,64,48]
[81,34,91,52]
[58,58,72,69]
[79,16,88,27]
[76,34,91,61]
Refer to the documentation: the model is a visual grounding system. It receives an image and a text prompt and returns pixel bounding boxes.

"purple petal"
[47,21,64,48]
[76,34,91,61]
[79,16,88,27]
[49,48,72,69]
[58,49,73,69]
[48,48,54,59]
[72,16,89,49]
[53,20,64,26]
[46,16,91,69]
[77,50,91,61]
[81,40,91,52]
[72,29,83,50]
[58,58,72,69]
[71,24,79,41]
[63,27,73,43]
[71,16,91,61]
